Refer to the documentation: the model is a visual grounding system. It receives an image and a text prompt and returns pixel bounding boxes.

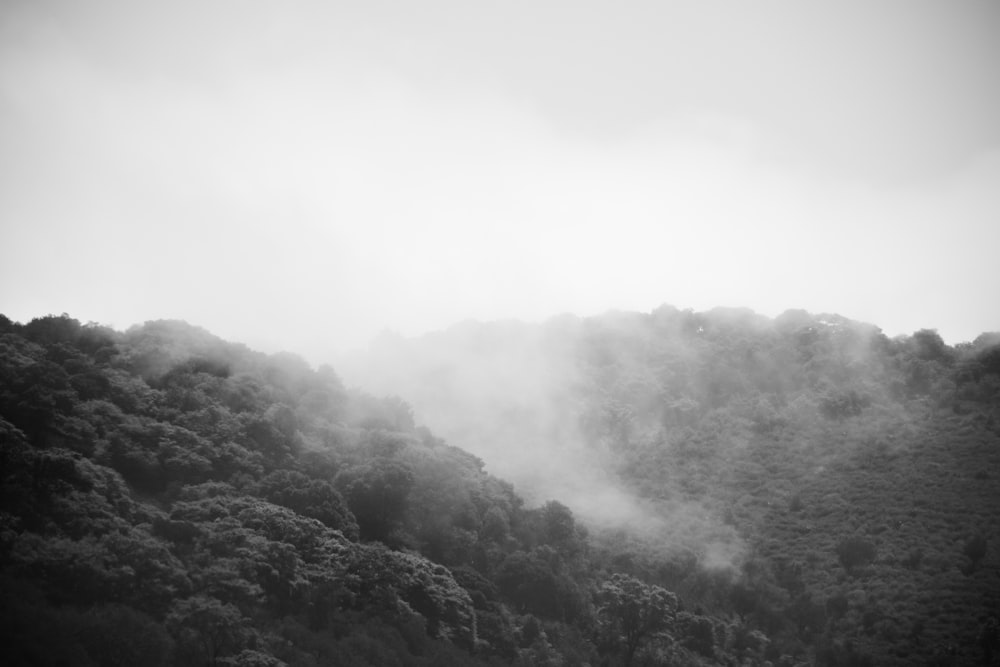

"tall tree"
[596,573,678,667]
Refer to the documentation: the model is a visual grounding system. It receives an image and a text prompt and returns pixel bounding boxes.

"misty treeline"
[344,306,1000,666]
[0,309,998,666]
[0,312,749,667]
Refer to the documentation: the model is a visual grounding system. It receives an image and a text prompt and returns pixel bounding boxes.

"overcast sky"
[2,0,998,361]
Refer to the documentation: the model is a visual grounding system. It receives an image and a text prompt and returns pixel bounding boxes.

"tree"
[167,596,253,666]
[347,544,477,650]
[730,582,759,622]
[252,469,359,540]
[911,329,951,363]
[790,593,828,639]
[244,403,300,466]
[962,534,987,575]
[337,460,414,542]
[677,611,717,658]
[835,537,876,574]
[596,573,678,667]
[495,548,584,621]
[1,359,77,444]
[539,500,583,555]
[77,603,175,667]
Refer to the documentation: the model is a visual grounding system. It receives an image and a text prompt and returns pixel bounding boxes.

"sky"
[2,0,999,363]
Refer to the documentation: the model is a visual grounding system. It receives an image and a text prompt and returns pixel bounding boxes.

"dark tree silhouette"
[962,534,987,574]
[835,537,876,574]
[596,573,678,667]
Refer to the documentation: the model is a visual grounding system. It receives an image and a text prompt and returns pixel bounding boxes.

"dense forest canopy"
[1,308,998,666]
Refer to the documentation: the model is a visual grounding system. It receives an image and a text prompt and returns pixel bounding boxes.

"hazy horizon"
[3,0,999,362]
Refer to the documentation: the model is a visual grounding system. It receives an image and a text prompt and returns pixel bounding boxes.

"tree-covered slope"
[1,313,767,666]
[343,305,1000,666]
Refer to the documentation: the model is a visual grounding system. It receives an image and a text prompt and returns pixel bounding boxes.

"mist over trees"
[342,305,1000,665]
[1,308,999,665]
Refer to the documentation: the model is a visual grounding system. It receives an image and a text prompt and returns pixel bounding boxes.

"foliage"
[835,536,877,574]
[596,573,678,667]
[346,306,1000,666]
[4,310,998,666]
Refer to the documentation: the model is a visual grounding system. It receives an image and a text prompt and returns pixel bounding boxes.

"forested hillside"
[2,310,999,665]
[344,306,1000,666]
[2,312,783,667]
